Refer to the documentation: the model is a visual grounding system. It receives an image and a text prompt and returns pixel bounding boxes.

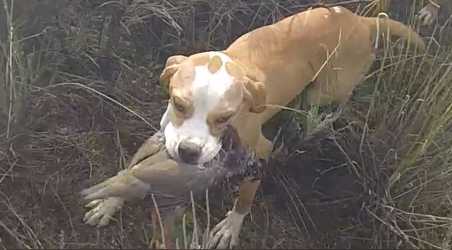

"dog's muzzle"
[177,137,203,164]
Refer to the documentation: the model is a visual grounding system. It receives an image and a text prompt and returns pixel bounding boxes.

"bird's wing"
[127,131,165,168]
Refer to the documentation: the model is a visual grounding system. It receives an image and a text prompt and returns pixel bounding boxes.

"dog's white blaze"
[192,54,234,119]
[163,52,235,163]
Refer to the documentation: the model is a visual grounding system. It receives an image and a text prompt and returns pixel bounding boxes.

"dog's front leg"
[208,177,261,249]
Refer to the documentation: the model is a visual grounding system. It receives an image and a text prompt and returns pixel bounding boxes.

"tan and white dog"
[158,6,425,248]
[83,5,425,249]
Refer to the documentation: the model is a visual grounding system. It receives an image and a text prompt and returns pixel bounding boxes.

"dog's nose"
[178,139,202,164]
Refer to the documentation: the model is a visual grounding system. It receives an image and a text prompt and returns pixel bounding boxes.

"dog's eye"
[174,103,185,113]
[172,99,186,113]
[215,115,232,125]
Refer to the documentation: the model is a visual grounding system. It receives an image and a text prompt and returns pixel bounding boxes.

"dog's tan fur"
[226,7,425,159]
[160,6,425,248]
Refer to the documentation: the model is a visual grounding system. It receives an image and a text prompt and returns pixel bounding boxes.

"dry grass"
[1,0,452,249]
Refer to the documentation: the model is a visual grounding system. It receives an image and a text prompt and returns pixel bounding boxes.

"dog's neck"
[221,50,266,83]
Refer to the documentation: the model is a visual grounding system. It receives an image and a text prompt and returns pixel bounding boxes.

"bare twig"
[190,191,199,249]
[151,194,166,249]
[2,0,14,139]
[43,82,157,131]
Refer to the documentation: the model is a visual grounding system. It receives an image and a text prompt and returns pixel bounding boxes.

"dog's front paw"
[207,210,247,249]
[83,197,124,227]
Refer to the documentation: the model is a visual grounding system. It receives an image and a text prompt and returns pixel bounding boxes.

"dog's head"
[159,52,266,164]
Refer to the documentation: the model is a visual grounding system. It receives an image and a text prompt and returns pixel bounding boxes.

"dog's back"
[226,6,425,114]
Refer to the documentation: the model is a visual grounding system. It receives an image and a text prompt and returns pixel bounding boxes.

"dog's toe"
[208,210,245,249]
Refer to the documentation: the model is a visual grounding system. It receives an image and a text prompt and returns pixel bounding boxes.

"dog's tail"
[363,15,426,51]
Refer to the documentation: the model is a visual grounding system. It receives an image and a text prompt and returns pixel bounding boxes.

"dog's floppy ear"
[225,60,266,113]
[159,55,188,91]
[243,77,266,113]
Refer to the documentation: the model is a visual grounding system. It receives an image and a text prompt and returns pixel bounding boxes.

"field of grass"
[1,0,452,249]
